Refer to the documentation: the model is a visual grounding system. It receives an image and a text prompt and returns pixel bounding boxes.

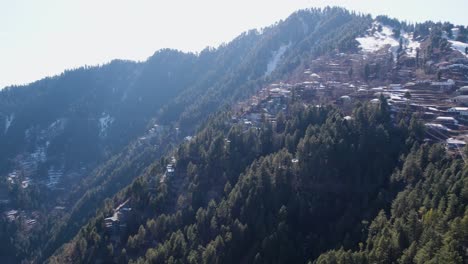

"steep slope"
[0,52,197,172]
[316,146,468,264]
[47,99,422,263]
[1,7,376,263]
[5,6,468,264]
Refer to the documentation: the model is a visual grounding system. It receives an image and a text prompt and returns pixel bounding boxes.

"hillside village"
[233,24,468,158]
[0,122,181,235]
[234,69,468,156]
[99,24,468,245]
[3,22,468,238]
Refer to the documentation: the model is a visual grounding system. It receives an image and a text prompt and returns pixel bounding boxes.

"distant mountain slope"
[3,6,468,264]
[0,51,198,172]
[0,8,371,174]
[0,7,377,263]
[47,99,425,264]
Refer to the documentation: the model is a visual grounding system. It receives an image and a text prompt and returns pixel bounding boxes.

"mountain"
[1,6,468,264]
[47,100,417,263]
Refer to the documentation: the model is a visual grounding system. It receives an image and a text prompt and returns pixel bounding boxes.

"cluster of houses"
[0,155,71,234]
[4,144,68,191]
[6,147,45,188]
[233,83,289,127]
[233,53,468,155]
[3,209,39,231]
[103,155,179,241]
[347,80,468,152]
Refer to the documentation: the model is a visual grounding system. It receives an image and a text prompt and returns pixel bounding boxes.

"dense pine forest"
[0,8,377,262]
[48,98,467,263]
[1,6,468,263]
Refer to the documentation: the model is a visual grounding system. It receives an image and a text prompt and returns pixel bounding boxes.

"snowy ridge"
[265,43,291,77]
[441,27,468,58]
[449,40,468,58]
[401,31,420,57]
[356,22,420,59]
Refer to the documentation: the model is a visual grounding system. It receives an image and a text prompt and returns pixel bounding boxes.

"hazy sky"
[1,0,468,89]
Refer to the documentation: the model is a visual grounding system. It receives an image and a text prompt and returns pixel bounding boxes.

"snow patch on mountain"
[449,40,468,58]
[298,16,309,35]
[356,22,420,59]
[357,23,399,54]
[46,118,67,138]
[402,32,420,57]
[99,113,115,137]
[4,114,14,134]
[265,43,291,77]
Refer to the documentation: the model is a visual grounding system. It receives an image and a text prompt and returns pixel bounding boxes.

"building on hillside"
[310,73,321,80]
[431,79,455,91]
[435,117,459,128]
[166,164,175,176]
[457,86,468,95]
[452,95,468,105]
[448,107,468,116]
[336,95,352,106]
[422,112,436,120]
[5,210,18,222]
[446,138,466,150]
[425,123,451,132]
[389,84,402,90]
[104,200,132,241]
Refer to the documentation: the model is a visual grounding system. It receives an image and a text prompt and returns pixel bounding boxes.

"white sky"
[1,0,467,89]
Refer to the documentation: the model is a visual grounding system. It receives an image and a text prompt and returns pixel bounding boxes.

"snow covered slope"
[99,113,115,138]
[265,43,291,77]
[449,40,468,58]
[356,22,420,59]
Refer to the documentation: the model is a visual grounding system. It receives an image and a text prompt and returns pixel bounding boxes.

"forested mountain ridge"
[48,99,444,264]
[0,7,379,263]
[316,152,468,264]
[0,7,372,176]
[1,6,468,263]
